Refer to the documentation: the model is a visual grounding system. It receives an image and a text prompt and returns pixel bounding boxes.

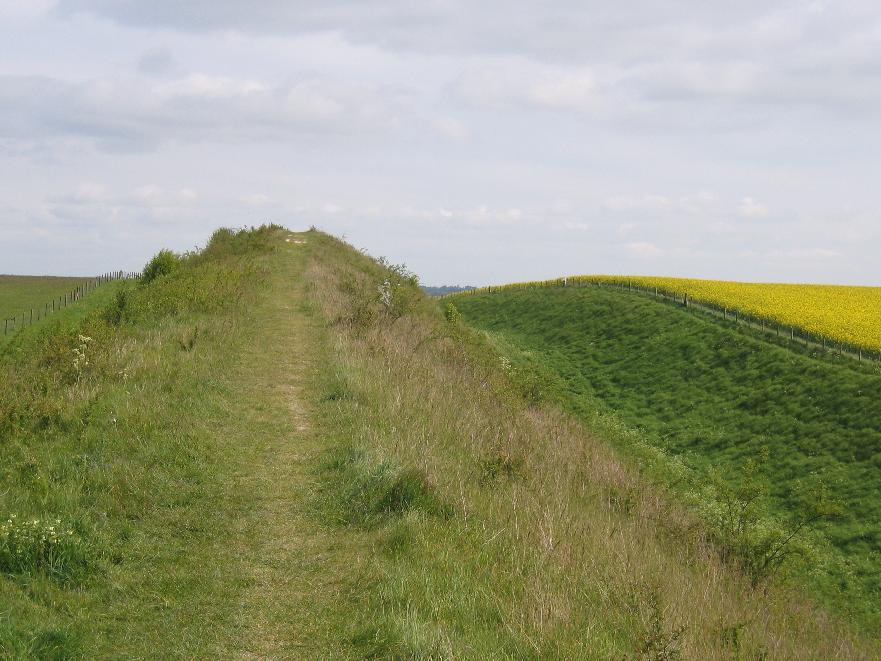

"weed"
[0,515,90,583]
[71,334,92,384]
[635,587,685,660]
[444,302,462,324]
[178,326,199,352]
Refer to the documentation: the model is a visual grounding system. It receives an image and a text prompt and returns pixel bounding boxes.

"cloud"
[603,194,672,212]
[742,247,841,260]
[739,196,769,218]
[432,116,468,141]
[32,2,881,144]
[240,193,271,207]
[626,241,662,257]
[0,72,402,152]
[136,48,178,77]
[602,192,721,215]
[452,63,599,112]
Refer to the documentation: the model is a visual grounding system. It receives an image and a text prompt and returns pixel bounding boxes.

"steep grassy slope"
[303,234,875,658]
[454,286,881,632]
[457,276,881,356]
[2,228,877,658]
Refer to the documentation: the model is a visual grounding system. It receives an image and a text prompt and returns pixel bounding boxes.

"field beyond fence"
[2,271,138,337]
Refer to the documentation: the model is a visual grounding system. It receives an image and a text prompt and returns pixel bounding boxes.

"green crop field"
[453,286,881,632]
[2,228,877,658]
[0,276,89,321]
[0,276,124,349]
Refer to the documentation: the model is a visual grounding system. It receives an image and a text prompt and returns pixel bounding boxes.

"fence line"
[2,270,139,337]
[450,279,879,367]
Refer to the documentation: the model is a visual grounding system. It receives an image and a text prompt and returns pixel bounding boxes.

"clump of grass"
[477,454,524,484]
[177,326,199,352]
[0,620,84,661]
[317,445,453,527]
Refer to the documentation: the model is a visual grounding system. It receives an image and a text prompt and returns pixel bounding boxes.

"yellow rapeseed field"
[455,276,881,354]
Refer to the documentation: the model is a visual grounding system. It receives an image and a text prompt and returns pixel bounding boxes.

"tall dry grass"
[304,230,875,659]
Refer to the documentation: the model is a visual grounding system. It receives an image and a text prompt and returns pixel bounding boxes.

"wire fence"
[3,271,139,337]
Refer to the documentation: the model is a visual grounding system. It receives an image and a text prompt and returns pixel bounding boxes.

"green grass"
[0,227,291,657]
[302,233,875,658]
[2,227,877,658]
[0,276,89,321]
[0,275,124,350]
[454,286,881,631]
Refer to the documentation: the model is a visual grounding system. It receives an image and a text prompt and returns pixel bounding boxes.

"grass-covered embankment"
[453,286,881,633]
[0,227,298,657]
[302,232,876,658]
[2,226,877,658]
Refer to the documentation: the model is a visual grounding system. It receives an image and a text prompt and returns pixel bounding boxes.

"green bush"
[141,249,180,284]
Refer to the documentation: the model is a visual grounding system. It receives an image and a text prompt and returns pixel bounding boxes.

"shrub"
[376,260,419,321]
[141,249,180,284]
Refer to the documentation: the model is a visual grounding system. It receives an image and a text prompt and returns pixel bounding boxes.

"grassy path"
[223,234,360,658]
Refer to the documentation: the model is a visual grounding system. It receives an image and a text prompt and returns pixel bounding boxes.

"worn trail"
[221,235,359,658]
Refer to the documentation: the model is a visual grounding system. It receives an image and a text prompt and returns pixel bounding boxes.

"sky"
[1,1,880,285]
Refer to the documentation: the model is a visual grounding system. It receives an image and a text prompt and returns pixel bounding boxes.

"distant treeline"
[421,285,475,297]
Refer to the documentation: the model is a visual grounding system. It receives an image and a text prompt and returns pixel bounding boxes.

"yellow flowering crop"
[452,275,881,354]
